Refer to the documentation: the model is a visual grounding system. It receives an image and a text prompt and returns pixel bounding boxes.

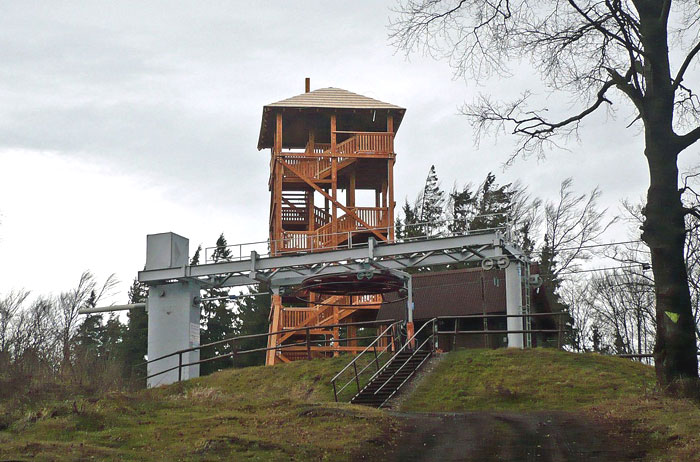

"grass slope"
[0,358,397,461]
[402,348,700,461]
[2,349,699,461]
[402,348,655,411]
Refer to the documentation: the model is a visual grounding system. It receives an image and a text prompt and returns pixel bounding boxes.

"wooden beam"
[387,114,395,241]
[266,294,283,365]
[331,157,338,235]
[274,112,283,251]
[279,159,387,242]
[330,114,337,153]
[347,168,356,208]
[308,189,315,232]
[388,158,395,241]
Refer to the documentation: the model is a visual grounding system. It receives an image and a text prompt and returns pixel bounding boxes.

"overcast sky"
[1,1,696,303]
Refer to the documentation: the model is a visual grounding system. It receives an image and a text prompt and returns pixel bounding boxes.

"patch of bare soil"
[386,411,646,462]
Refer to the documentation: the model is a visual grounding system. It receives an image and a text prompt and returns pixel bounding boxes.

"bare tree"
[391,0,700,386]
[559,279,596,352]
[590,269,656,356]
[0,290,30,354]
[540,179,616,284]
[57,271,117,368]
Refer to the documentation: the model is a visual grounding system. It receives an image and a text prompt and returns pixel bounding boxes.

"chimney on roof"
[305,77,310,93]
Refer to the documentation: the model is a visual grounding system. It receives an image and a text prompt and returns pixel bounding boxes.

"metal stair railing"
[350,318,437,405]
[372,334,435,408]
[330,321,403,402]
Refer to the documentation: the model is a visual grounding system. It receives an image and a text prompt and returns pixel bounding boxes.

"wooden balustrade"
[314,206,330,228]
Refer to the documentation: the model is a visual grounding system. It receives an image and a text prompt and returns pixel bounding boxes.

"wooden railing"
[335,132,394,155]
[280,231,309,251]
[354,207,387,229]
[279,207,390,251]
[281,207,306,223]
[281,132,394,181]
[314,206,330,228]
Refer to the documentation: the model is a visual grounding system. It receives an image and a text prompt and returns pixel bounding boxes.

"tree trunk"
[643,141,698,386]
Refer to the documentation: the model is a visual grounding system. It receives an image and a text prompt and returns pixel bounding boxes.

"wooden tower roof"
[258,87,406,150]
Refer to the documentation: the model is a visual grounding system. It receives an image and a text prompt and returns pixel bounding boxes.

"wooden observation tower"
[258,79,405,365]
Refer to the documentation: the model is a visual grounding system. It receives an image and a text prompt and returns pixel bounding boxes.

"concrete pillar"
[144,232,201,387]
[505,260,524,348]
[147,281,201,387]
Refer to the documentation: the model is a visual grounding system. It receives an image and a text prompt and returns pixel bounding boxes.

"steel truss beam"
[138,231,524,290]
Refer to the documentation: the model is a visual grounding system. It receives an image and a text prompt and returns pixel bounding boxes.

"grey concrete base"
[147,281,200,387]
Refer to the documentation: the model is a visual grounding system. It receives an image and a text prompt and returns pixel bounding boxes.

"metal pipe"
[79,303,145,314]
[196,292,270,303]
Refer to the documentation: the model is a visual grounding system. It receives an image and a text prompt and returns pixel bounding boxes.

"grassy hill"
[400,349,700,461]
[0,357,397,461]
[1,349,698,461]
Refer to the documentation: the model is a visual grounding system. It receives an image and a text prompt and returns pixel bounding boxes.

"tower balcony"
[274,206,389,253]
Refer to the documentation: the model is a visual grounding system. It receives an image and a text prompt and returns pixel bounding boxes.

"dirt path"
[386,411,645,462]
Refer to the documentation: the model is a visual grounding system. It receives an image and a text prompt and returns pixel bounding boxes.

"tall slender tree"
[121,278,148,381]
[419,165,445,236]
[200,234,236,374]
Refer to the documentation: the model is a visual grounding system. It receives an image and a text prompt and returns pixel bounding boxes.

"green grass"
[401,348,700,462]
[3,349,699,461]
[0,358,397,461]
[401,348,655,412]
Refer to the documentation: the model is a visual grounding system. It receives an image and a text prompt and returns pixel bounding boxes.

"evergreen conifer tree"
[231,287,271,367]
[418,165,444,236]
[121,278,148,381]
[190,245,202,266]
[74,291,102,353]
[200,233,235,374]
[401,200,422,239]
[471,173,514,230]
[447,184,476,234]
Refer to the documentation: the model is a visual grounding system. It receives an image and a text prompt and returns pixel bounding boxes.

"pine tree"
[74,291,102,355]
[471,173,514,230]
[418,165,444,236]
[200,233,236,375]
[190,245,202,266]
[448,184,476,234]
[401,199,422,239]
[231,287,271,367]
[121,278,148,381]
[100,314,125,361]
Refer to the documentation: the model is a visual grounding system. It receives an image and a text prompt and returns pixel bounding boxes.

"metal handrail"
[376,335,434,408]
[204,212,513,263]
[348,318,437,403]
[331,321,402,401]
[143,318,395,382]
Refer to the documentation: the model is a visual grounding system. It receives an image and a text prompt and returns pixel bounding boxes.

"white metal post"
[505,260,524,348]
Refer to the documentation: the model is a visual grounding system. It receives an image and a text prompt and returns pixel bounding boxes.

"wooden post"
[309,189,315,232]
[331,114,337,153]
[306,328,311,360]
[387,114,395,240]
[347,169,356,208]
[387,114,394,144]
[330,114,338,239]
[347,324,357,351]
[333,306,339,357]
[274,112,283,251]
[388,159,395,241]
[381,180,387,210]
[331,159,338,238]
[266,294,282,365]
